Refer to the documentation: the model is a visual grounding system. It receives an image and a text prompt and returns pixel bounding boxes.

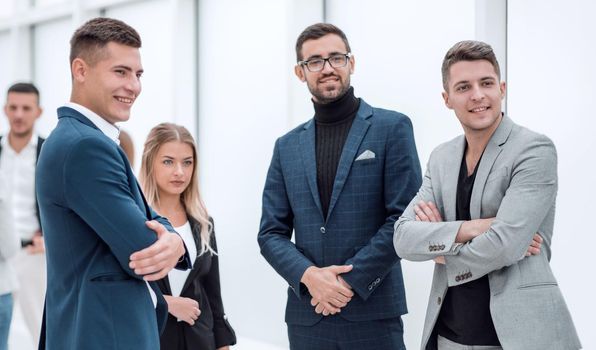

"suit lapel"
[442,136,466,221]
[469,116,513,219]
[326,103,372,221]
[299,120,324,218]
[180,219,202,295]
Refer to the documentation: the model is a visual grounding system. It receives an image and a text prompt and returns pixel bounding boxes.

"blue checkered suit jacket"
[258,100,422,325]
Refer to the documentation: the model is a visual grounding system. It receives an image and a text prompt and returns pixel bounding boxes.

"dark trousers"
[288,315,405,350]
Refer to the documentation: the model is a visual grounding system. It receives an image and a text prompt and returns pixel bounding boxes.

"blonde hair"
[139,123,214,255]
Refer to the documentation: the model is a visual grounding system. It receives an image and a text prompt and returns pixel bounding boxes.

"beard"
[308,73,351,104]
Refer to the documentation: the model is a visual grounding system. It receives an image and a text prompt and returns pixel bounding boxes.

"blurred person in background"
[140,123,236,350]
[0,82,46,346]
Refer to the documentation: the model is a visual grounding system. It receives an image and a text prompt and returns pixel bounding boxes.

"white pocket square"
[355,150,375,161]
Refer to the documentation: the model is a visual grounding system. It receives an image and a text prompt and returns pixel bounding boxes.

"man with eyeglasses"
[258,23,422,349]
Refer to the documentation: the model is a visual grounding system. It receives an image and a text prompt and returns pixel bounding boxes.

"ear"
[499,81,506,100]
[3,104,8,116]
[35,106,43,119]
[294,64,306,82]
[349,54,355,74]
[71,58,88,83]
[442,90,453,109]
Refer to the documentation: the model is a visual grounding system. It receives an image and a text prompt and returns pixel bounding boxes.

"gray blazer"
[394,116,580,350]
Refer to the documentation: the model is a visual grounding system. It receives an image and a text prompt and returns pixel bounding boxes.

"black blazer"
[157,217,236,350]
[0,135,45,232]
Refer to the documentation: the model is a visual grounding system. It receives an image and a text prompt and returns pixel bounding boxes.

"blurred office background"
[1,0,594,349]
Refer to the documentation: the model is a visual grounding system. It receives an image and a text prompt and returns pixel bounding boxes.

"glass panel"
[33,18,72,137]
[0,31,11,133]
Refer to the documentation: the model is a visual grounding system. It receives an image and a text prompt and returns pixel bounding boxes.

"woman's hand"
[164,295,201,325]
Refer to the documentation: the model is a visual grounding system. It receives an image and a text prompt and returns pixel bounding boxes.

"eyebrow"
[305,51,345,61]
[454,76,496,86]
[161,155,193,160]
[113,65,144,74]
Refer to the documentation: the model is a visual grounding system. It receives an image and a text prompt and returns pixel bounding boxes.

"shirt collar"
[1,131,38,151]
[65,102,120,145]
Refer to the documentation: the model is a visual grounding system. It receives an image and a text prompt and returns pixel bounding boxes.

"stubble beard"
[309,75,351,105]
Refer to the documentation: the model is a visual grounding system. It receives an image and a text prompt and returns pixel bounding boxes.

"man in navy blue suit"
[36,18,190,350]
[258,23,422,349]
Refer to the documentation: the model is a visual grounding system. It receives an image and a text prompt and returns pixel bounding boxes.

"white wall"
[33,18,72,137]
[197,0,299,346]
[507,1,595,348]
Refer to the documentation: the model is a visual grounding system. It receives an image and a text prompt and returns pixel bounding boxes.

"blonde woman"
[140,123,236,350]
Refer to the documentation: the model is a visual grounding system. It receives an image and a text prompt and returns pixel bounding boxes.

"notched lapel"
[326,105,372,220]
[470,116,514,219]
[441,136,466,222]
[299,120,324,218]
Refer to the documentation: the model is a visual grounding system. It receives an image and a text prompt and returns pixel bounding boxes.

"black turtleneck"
[313,87,360,218]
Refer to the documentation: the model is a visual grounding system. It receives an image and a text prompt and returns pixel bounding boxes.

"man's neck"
[8,131,34,154]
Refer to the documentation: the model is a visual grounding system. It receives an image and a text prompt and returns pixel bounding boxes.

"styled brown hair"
[139,123,214,255]
[295,23,351,62]
[441,40,501,91]
[69,17,141,66]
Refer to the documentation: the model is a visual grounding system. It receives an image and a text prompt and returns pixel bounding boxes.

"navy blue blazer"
[36,107,190,350]
[258,100,422,325]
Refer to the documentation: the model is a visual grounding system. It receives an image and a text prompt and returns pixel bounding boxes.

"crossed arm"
[64,136,189,281]
[394,136,556,285]
[413,201,542,264]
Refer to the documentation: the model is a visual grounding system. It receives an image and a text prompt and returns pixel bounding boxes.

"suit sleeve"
[63,136,181,279]
[393,151,465,261]
[257,139,314,299]
[203,221,236,348]
[341,115,423,300]
[443,136,557,286]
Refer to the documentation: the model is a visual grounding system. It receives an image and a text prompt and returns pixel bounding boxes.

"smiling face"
[294,34,355,104]
[152,141,194,200]
[71,42,143,124]
[442,59,505,134]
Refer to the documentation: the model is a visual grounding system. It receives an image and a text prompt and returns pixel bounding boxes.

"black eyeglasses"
[298,53,352,72]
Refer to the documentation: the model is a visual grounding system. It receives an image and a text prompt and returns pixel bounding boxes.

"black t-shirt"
[434,148,501,346]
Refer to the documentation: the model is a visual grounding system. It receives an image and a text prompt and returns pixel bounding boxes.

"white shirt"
[65,102,120,144]
[0,133,40,241]
[168,221,196,297]
[64,103,157,306]
[0,172,20,294]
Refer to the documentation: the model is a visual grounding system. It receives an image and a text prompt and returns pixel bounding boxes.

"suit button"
[440,244,445,250]
[320,227,326,233]
[375,277,380,284]
[455,276,461,282]
[437,297,442,305]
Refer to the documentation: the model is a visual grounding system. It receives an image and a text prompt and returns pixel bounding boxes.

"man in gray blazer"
[393,40,581,350]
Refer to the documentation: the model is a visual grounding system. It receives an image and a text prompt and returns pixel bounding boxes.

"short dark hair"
[295,23,351,62]
[69,17,141,66]
[441,40,501,91]
[7,82,40,105]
